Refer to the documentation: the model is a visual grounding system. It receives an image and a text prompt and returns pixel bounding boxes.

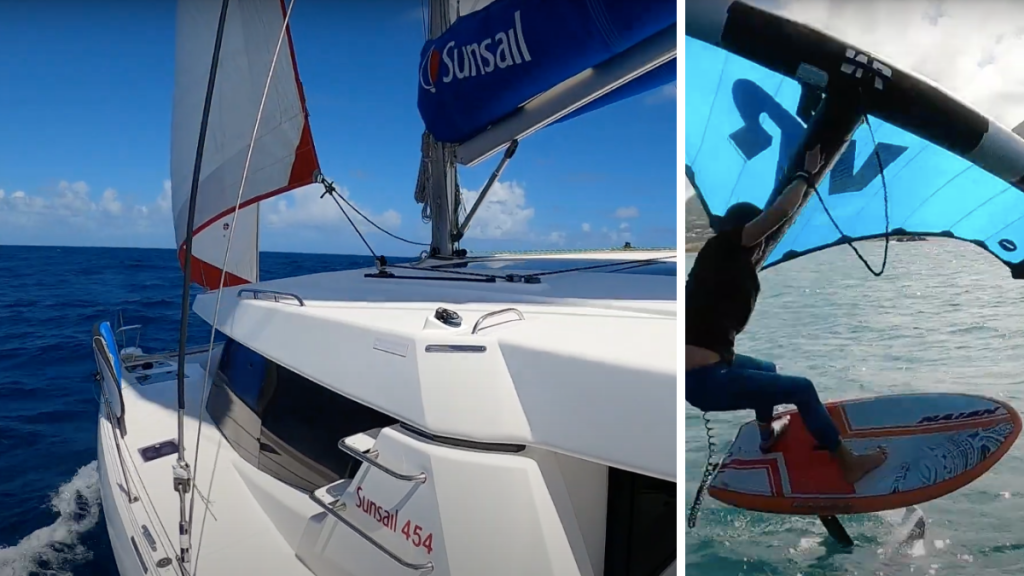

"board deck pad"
[708,393,1021,515]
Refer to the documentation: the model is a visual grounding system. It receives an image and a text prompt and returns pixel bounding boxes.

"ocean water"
[685,239,1024,575]
[0,245,390,576]
[8,240,1020,576]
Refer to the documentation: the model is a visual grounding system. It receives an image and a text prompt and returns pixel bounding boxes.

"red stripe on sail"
[290,118,319,188]
[191,178,308,238]
[177,244,250,289]
[281,0,321,188]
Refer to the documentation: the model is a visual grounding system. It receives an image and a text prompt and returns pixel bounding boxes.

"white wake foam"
[0,461,102,576]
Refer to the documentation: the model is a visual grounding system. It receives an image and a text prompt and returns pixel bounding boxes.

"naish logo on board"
[728,79,909,195]
[420,10,532,94]
[915,406,1002,425]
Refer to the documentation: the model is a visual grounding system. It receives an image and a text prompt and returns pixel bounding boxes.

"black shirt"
[685,227,760,364]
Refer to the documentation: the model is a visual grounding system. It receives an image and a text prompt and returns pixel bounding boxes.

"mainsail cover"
[172,0,319,289]
[417,0,676,144]
[686,32,1024,277]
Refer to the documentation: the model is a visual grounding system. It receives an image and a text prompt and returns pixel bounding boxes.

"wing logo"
[841,48,893,91]
[729,79,908,194]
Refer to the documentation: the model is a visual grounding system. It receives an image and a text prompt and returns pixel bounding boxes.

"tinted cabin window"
[218,339,268,410]
[604,468,676,576]
[258,364,398,492]
[211,339,398,493]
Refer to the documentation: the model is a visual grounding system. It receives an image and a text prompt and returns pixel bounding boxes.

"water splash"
[0,461,101,576]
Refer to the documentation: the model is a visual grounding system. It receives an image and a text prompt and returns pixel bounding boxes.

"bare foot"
[758,415,791,453]
[837,445,889,484]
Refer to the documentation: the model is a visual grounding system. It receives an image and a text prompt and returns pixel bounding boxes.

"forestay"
[685,0,1024,277]
[172,0,319,289]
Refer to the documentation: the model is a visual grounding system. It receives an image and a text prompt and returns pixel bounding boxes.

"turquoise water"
[685,240,1024,575]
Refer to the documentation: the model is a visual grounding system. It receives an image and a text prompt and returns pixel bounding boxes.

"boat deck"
[98,349,318,575]
[191,253,678,481]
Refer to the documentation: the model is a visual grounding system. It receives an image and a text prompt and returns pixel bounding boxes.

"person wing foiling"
[685,145,888,485]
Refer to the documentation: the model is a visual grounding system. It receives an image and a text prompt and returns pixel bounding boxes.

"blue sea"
[6,240,1023,576]
[0,245,389,576]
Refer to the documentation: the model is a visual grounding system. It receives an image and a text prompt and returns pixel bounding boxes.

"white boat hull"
[97,410,148,576]
[92,253,678,576]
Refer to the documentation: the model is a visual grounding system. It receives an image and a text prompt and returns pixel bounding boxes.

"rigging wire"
[810,101,890,277]
[420,0,429,39]
[187,0,298,564]
[321,180,381,259]
[321,180,430,247]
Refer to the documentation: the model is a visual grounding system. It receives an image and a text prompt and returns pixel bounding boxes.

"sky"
[768,0,1024,130]
[0,1,678,256]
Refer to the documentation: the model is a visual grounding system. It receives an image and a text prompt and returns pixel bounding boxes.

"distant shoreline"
[683,234,928,254]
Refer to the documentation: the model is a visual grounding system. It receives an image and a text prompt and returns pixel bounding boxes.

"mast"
[173,0,231,569]
[424,0,458,257]
[254,203,260,282]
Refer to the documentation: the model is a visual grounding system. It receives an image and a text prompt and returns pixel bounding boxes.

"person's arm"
[741,145,824,248]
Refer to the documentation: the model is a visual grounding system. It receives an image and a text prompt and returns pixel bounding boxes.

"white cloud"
[619,222,630,230]
[547,231,567,245]
[581,222,591,232]
[614,206,639,219]
[263,183,402,232]
[0,181,169,248]
[0,189,44,216]
[601,225,633,244]
[768,0,1024,126]
[157,179,172,214]
[53,180,95,215]
[0,179,159,226]
[100,188,123,216]
[460,180,535,239]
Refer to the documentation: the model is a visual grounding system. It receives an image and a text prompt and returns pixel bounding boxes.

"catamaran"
[90,0,678,575]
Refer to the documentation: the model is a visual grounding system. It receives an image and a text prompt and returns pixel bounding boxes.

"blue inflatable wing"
[686,37,1024,274]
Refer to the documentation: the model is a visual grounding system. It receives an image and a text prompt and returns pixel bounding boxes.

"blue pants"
[686,354,841,452]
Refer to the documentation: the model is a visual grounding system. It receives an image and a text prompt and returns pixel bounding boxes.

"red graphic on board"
[766,407,856,496]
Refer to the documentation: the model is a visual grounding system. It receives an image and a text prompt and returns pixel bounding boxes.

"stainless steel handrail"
[308,489,434,572]
[337,439,428,483]
[236,288,306,306]
[122,343,217,366]
[471,307,525,334]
